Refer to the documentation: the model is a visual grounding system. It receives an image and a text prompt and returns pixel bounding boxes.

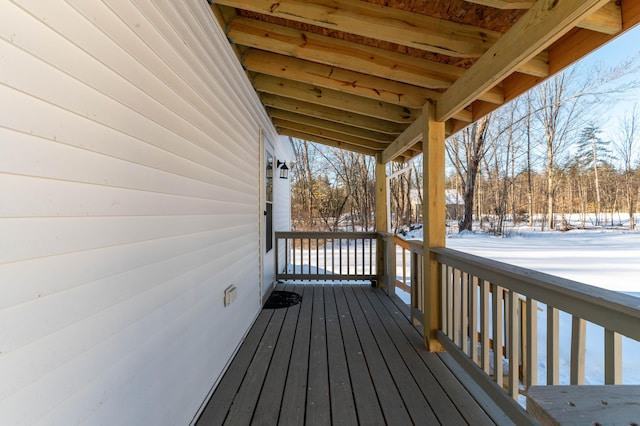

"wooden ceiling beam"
[267,109,393,142]
[218,0,550,74]
[436,0,611,122]
[273,119,390,150]
[477,0,640,119]
[464,1,621,35]
[261,94,409,135]
[217,0,500,58]
[243,49,439,109]
[382,114,424,164]
[243,50,474,123]
[253,74,419,123]
[228,17,506,103]
[278,128,382,157]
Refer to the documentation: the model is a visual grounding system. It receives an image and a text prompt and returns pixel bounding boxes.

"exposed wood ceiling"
[210,0,639,163]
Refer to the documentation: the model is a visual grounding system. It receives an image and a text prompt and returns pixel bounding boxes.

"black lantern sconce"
[277,160,289,179]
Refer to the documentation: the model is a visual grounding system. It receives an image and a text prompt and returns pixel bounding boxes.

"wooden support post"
[375,153,387,288]
[422,101,446,351]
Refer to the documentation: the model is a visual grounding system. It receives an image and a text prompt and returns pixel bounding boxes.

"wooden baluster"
[369,237,373,276]
[402,248,407,291]
[470,276,479,365]
[508,290,519,399]
[453,268,462,346]
[526,298,538,388]
[604,329,622,384]
[461,272,469,355]
[547,306,559,385]
[361,237,364,275]
[339,238,343,275]
[493,284,504,388]
[447,266,454,340]
[481,280,491,375]
[441,263,448,336]
[350,238,354,276]
[570,316,586,385]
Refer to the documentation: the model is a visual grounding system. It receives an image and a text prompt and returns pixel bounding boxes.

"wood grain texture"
[199,284,508,425]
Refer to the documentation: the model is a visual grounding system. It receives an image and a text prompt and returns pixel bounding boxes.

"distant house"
[407,188,463,222]
[445,189,464,221]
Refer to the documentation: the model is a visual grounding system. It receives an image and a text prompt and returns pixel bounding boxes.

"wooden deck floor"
[197,284,516,425]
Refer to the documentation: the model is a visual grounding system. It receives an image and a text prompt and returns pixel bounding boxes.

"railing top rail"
[431,247,640,341]
[393,234,425,254]
[276,231,378,238]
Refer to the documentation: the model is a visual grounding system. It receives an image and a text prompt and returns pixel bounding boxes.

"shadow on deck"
[197,284,518,425]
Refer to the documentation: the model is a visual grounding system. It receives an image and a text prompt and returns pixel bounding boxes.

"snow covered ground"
[419,228,640,386]
[446,228,640,295]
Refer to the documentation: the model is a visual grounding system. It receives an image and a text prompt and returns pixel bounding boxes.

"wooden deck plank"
[224,301,289,425]
[332,286,386,425]
[278,284,313,425]
[350,285,440,424]
[306,286,331,425]
[199,283,524,425]
[361,287,468,425]
[438,352,516,426]
[252,285,304,425]
[323,286,358,425]
[196,308,275,425]
[370,287,503,425]
[342,286,414,425]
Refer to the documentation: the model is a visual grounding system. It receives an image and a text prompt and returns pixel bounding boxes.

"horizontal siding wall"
[0,1,282,424]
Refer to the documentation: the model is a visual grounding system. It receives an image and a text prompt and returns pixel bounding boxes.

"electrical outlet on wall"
[224,285,237,307]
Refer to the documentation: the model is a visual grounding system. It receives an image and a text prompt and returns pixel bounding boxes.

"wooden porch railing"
[275,231,640,423]
[275,231,377,281]
[431,247,640,404]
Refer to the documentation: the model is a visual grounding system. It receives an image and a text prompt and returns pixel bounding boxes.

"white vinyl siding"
[0,1,286,424]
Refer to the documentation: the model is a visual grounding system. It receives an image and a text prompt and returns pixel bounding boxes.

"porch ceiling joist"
[261,94,408,135]
[267,109,394,143]
[243,50,473,123]
[273,119,391,150]
[252,74,419,123]
[465,0,621,35]
[436,0,613,122]
[219,0,550,77]
[209,0,636,161]
[278,128,389,158]
[228,17,508,100]
[381,114,424,164]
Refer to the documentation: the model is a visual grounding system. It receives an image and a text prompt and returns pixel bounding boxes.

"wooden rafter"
[218,0,500,58]
[436,0,612,122]
[208,0,637,161]
[228,17,506,103]
[381,114,424,164]
[243,50,473,123]
[261,94,408,135]
[253,74,419,123]
[278,128,385,157]
[273,119,391,150]
[465,0,621,34]
[267,109,394,142]
[217,0,551,76]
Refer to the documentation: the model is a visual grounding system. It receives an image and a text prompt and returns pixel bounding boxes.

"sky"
[574,25,640,142]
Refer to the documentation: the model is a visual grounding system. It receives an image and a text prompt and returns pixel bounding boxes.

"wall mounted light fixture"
[277,160,289,179]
